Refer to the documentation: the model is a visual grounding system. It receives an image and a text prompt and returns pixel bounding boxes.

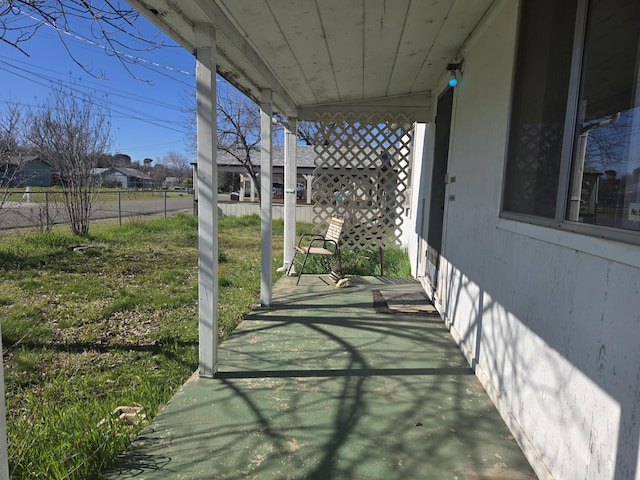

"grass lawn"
[0,214,409,479]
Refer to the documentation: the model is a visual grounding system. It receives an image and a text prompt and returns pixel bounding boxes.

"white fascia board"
[127,0,195,54]
[297,92,433,122]
[192,0,298,117]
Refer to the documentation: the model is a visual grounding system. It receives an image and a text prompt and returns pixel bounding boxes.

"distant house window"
[503,0,640,242]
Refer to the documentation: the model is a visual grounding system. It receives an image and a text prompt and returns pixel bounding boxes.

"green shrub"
[299,246,410,277]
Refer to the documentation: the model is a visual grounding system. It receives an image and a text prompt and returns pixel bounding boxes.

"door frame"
[425,86,454,293]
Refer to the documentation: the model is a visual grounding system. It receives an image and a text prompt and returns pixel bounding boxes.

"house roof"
[216,144,401,173]
[129,0,494,120]
[112,167,153,180]
[4,155,50,167]
[217,145,316,169]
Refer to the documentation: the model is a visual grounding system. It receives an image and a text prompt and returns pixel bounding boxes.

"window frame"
[500,0,640,246]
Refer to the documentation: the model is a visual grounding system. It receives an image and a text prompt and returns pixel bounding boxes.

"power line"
[116,140,191,157]
[0,54,192,111]
[17,9,195,78]
[0,61,189,134]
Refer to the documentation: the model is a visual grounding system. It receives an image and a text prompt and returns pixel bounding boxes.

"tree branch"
[1,1,166,81]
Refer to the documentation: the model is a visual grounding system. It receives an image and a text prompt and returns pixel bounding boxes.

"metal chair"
[287,216,344,285]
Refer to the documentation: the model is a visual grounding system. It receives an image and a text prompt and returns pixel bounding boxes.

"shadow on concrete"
[104,275,537,480]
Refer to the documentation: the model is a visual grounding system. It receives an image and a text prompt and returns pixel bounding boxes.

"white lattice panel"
[311,112,413,250]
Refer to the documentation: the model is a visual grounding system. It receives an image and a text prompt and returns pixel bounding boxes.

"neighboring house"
[216,145,316,177]
[126,2,639,480]
[0,156,52,187]
[217,145,316,201]
[95,167,153,189]
[91,167,110,180]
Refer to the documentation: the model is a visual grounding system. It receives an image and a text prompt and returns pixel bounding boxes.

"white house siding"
[400,122,429,277]
[404,2,640,480]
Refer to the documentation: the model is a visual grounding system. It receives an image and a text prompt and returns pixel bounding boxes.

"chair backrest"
[325,216,344,244]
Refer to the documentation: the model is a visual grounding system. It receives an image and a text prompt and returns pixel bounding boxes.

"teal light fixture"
[446,62,462,88]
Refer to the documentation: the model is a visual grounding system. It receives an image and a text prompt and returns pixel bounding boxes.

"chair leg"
[286,251,298,277]
[329,250,344,283]
[296,251,311,285]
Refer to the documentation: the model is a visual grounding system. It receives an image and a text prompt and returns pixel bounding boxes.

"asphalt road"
[0,196,196,231]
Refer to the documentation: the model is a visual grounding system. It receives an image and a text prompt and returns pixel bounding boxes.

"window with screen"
[503,0,640,241]
[567,0,640,232]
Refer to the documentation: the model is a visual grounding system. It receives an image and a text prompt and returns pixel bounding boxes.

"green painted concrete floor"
[104,275,537,480]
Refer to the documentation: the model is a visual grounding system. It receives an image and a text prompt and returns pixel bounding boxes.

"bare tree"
[293,119,320,146]
[216,87,264,202]
[0,102,22,158]
[149,162,171,188]
[0,101,27,211]
[183,85,263,199]
[0,1,166,80]
[161,151,190,180]
[186,82,321,202]
[27,83,112,236]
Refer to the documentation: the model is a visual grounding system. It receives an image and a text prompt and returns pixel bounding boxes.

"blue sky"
[0,9,197,165]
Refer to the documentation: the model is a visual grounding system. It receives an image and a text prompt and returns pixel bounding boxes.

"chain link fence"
[0,190,196,233]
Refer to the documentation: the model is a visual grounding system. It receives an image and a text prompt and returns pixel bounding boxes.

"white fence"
[218,202,315,223]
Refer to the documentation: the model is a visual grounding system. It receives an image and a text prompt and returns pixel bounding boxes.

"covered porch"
[94,2,640,479]
[125,0,493,379]
[100,1,541,477]
[105,274,536,479]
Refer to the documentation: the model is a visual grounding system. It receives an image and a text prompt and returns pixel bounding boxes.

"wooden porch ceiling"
[129,0,494,120]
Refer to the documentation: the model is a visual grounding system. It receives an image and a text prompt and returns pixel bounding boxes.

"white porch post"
[260,89,273,306]
[249,176,256,202]
[279,117,297,273]
[0,326,9,479]
[239,173,246,202]
[304,174,313,204]
[195,24,218,378]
